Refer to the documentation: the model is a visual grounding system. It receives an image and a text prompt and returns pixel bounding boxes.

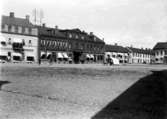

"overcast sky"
[1,0,167,48]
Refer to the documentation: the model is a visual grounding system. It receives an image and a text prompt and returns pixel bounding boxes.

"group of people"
[104,55,113,65]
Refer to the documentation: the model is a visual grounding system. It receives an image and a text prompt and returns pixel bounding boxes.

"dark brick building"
[38,26,105,64]
[60,29,105,63]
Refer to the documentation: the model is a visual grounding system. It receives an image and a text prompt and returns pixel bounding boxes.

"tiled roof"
[128,47,153,54]
[60,28,105,43]
[105,45,129,53]
[153,42,167,50]
[38,26,66,38]
[1,15,34,27]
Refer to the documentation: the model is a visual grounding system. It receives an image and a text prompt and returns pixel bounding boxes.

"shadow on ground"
[0,81,10,90]
[91,70,167,119]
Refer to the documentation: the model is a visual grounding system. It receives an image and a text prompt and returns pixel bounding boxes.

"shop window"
[1,41,6,45]
[13,56,21,61]
[26,56,34,61]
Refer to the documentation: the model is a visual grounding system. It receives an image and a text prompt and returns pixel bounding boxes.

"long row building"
[0,12,166,64]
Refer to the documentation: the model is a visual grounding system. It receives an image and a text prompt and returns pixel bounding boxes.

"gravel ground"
[0,63,166,119]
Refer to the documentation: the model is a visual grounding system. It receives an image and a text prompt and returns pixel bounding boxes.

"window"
[81,36,84,40]
[8,25,12,32]
[22,27,25,33]
[1,41,6,46]
[15,26,18,33]
[69,34,72,38]
[13,56,21,61]
[2,24,5,29]
[22,39,25,45]
[165,50,167,55]
[27,56,34,61]
[8,38,11,44]
[161,50,163,55]
[75,35,79,39]
[29,28,32,34]
[28,40,32,46]
[29,40,32,44]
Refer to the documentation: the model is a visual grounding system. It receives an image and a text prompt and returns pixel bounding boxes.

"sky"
[1,0,167,48]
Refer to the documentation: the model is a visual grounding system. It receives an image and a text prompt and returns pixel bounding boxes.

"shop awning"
[90,54,94,59]
[106,52,111,57]
[0,51,7,56]
[12,52,22,57]
[13,38,22,43]
[57,52,63,58]
[47,52,52,56]
[0,36,6,42]
[62,53,68,58]
[40,51,46,56]
[117,53,123,56]
[86,54,90,58]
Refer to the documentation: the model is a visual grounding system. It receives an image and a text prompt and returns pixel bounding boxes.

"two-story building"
[127,47,154,64]
[105,44,129,64]
[0,12,38,63]
[153,42,167,64]
[60,29,105,63]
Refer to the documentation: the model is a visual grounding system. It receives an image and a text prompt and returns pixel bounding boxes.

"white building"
[127,47,153,64]
[153,42,167,64]
[0,12,38,63]
[105,44,129,64]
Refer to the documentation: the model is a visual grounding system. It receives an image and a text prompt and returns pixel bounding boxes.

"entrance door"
[73,51,82,64]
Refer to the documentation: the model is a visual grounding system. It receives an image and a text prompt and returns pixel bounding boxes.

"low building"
[0,12,38,63]
[60,29,105,63]
[105,44,129,64]
[153,42,167,64]
[127,47,153,64]
[38,24,69,64]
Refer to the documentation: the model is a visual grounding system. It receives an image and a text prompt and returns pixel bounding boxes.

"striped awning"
[12,52,22,57]
[62,53,68,58]
[57,52,63,58]
[86,54,90,58]
[13,38,22,43]
[90,54,94,59]
[40,51,46,56]
[0,51,7,56]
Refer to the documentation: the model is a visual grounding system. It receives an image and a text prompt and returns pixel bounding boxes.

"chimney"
[55,25,58,30]
[102,38,104,41]
[25,15,30,21]
[115,43,118,46]
[90,32,93,36]
[42,23,45,27]
[9,12,14,18]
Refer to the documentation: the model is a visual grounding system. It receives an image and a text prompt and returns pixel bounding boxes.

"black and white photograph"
[0,0,167,119]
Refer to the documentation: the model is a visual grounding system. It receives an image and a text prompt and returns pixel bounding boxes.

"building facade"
[38,25,69,63]
[127,47,154,64]
[60,29,105,63]
[153,42,167,64]
[105,44,129,64]
[0,12,38,63]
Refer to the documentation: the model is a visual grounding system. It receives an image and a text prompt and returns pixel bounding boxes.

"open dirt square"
[0,63,167,119]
